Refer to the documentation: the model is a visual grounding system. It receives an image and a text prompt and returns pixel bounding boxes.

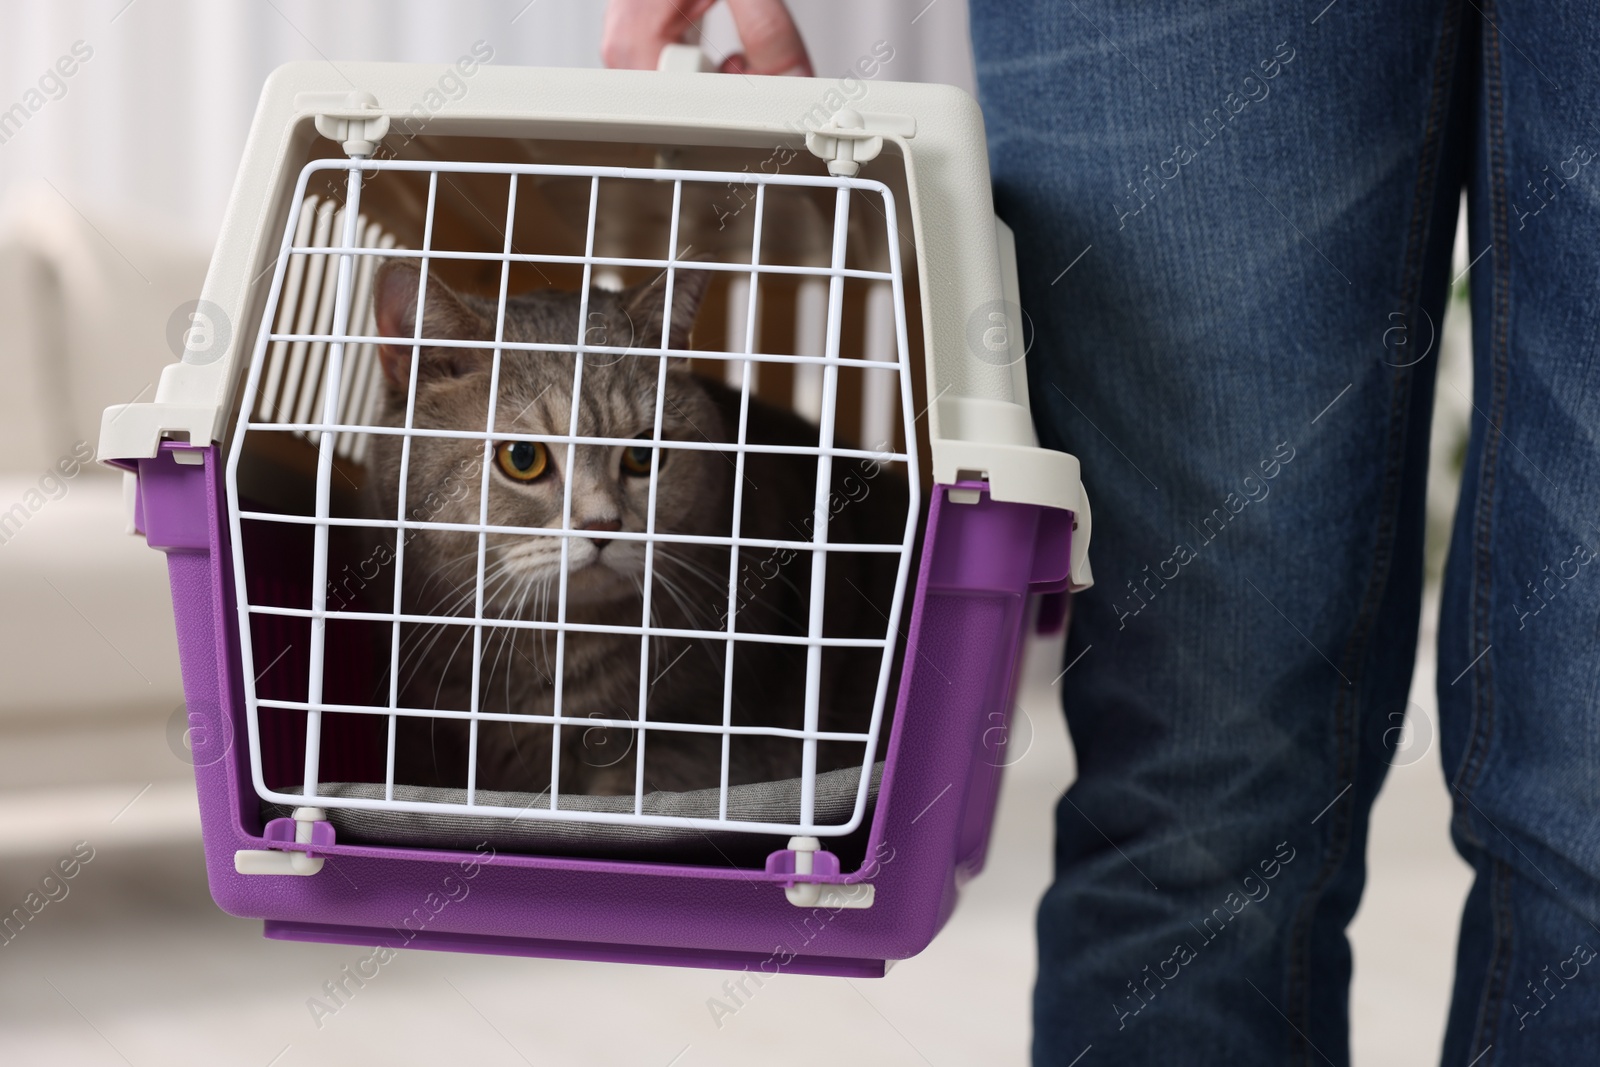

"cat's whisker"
[425,564,523,711]
[652,547,726,585]
[480,577,520,709]
[403,559,515,659]
[503,623,520,713]
[483,565,553,692]
[661,545,799,609]
[407,558,510,637]
[396,609,468,696]
[400,550,499,632]
[646,570,727,682]
[652,568,717,632]
[407,547,485,603]
[484,619,518,718]
[624,571,664,680]
[498,570,541,699]
[653,550,740,608]
[401,562,522,700]
[429,624,477,713]
[656,548,809,633]
[532,576,550,677]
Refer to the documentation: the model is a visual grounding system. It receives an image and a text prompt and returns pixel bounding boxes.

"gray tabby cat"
[366,260,908,797]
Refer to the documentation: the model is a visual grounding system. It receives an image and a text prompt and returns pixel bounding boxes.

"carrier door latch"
[298,90,391,156]
[774,836,876,909]
[235,806,331,876]
[805,110,916,177]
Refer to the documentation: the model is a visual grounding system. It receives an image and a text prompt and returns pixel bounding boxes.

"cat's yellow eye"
[620,441,658,477]
[496,440,548,482]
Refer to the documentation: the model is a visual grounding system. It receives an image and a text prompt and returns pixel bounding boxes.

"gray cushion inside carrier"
[265,762,884,864]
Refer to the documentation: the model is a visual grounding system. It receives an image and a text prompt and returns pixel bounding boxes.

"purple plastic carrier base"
[265,920,889,978]
[136,441,1073,973]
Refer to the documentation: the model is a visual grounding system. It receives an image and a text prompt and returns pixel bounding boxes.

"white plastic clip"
[122,469,139,536]
[300,90,390,157]
[804,110,915,178]
[1069,490,1094,591]
[783,836,875,909]
[234,806,327,876]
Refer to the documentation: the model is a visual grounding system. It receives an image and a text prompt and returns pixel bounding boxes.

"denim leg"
[969,1,1469,1062]
[1438,3,1600,1062]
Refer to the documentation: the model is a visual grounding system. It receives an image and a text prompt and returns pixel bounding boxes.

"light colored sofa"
[0,182,205,792]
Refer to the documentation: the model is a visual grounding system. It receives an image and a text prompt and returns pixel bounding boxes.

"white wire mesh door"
[227,155,920,837]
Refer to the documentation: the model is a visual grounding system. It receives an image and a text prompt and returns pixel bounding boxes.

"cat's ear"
[372,259,491,388]
[620,263,711,353]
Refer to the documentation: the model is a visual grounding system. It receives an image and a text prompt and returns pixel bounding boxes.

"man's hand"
[601,0,813,77]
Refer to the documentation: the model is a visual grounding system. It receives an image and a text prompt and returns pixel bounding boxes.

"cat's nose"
[580,518,621,551]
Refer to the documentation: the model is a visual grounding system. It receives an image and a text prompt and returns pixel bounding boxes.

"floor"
[0,585,1474,1066]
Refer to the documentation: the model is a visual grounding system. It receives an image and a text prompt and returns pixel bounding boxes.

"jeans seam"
[1451,0,1508,813]
[1281,3,1465,1061]
[1453,0,1515,1053]
[1470,858,1517,1060]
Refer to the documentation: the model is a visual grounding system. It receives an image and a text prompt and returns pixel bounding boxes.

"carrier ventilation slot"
[254,194,398,465]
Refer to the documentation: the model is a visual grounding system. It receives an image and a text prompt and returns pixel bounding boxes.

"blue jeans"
[970,1,1600,1062]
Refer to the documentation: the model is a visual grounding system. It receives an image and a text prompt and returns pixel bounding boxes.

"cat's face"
[368,261,724,615]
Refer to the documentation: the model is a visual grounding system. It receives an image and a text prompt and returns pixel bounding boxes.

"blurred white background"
[0,2,1470,1064]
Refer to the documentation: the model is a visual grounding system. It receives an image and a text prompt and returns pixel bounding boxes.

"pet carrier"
[100,57,1091,977]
